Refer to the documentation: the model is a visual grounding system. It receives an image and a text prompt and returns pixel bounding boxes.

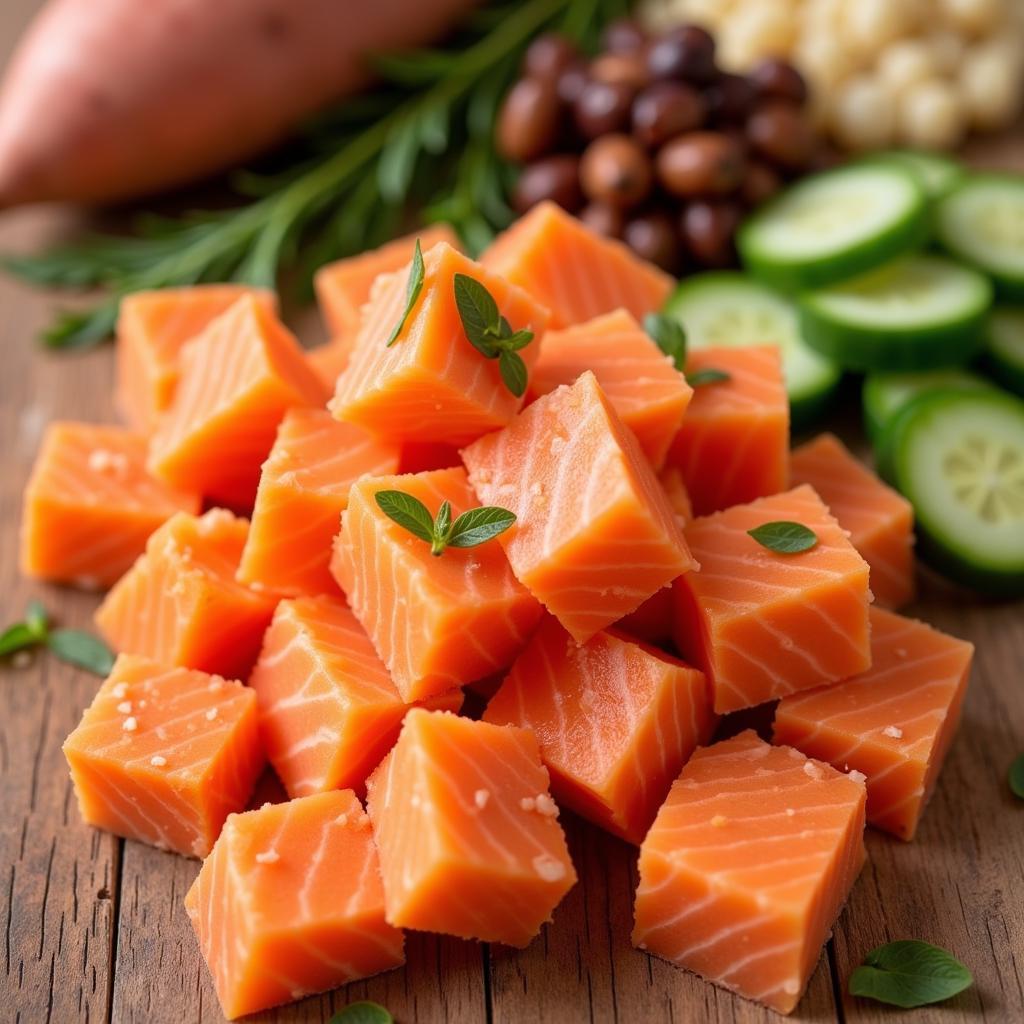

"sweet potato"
[0,0,474,207]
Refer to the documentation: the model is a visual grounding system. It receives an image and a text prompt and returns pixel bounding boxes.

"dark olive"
[580,134,653,208]
[706,72,756,123]
[646,25,717,85]
[602,18,647,54]
[679,200,741,267]
[746,102,816,171]
[590,53,649,90]
[523,33,579,82]
[557,60,590,105]
[513,155,583,214]
[632,81,706,149]
[741,160,783,206]
[624,211,682,272]
[496,77,564,163]
[574,79,636,138]
[748,58,808,105]
[656,131,746,196]
[579,202,626,238]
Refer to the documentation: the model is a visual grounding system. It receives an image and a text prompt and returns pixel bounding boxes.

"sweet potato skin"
[0,0,474,207]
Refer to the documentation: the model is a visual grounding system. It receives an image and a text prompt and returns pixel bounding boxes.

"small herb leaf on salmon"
[447,506,517,549]
[374,490,436,544]
[688,368,732,388]
[375,488,515,556]
[385,238,424,348]
[644,312,687,371]
[748,521,819,554]
[849,940,972,1008]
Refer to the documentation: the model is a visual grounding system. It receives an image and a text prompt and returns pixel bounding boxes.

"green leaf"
[498,350,528,397]
[849,940,972,1008]
[377,120,421,203]
[1010,753,1024,799]
[644,313,687,371]
[434,499,452,540]
[329,1001,394,1024]
[385,239,425,348]
[688,368,732,388]
[747,521,819,555]
[375,489,436,544]
[0,624,39,658]
[502,328,535,352]
[25,601,49,640]
[448,506,517,548]
[46,630,115,676]
[453,273,501,353]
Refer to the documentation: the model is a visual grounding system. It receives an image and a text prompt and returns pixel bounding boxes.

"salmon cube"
[529,310,692,469]
[674,485,873,714]
[665,346,789,516]
[484,617,716,844]
[314,224,462,339]
[186,790,405,1019]
[366,709,576,946]
[248,595,462,798]
[774,607,973,840]
[237,409,401,597]
[116,285,277,432]
[20,421,199,589]
[790,433,916,609]
[330,241,550,445]
[63,654,264,857]
[148,296,328,511]
[481,201,673,328]
[331,467,543,701]
[632,730,866,1015]
[306,333,356,391]
[95,509,278,680]
[463,371,697,643]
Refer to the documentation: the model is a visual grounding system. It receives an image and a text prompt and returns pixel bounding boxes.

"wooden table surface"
[1,2,1023,1022]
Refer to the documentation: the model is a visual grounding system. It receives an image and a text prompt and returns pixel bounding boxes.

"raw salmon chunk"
[63,654,264,857]
[306,333,357,390]
[774,607,973,840]
[665,346,789,516]
[186,790,405,1019]
[529,309,692,468]
[95,509,278,680]
[248,595,462,798]
[237,409,401,597]
[481,201,673,328]
[315,223,461,339]
[484,617,716,844]
[20,421,199,589]
[330,241,550,445]
[674,485,873,714]
[790,433,916,609]
[149,295,328,511]
[632,730,866,1014]
[116,285,277,432]
[462,371,697,642]
[366,709,576,946]
[331,467,543,701]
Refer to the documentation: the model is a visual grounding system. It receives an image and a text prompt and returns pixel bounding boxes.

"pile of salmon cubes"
[21,201,973,1019]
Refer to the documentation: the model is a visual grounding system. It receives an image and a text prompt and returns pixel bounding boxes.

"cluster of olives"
[496,19,827,272]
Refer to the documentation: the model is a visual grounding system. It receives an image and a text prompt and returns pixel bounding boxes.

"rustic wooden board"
[1,1,1022,1022]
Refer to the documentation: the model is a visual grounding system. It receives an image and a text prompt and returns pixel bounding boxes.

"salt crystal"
[116,701,133,714]
[532,854,566,882]
[883,725,903,739]
[122,716,138,733]
[255,850,280,865]
[803,761,824,780]
[848,770,867,785]
[711,815,728,828]
[205,708,218,722]
[150,756,167,767]
[261,802,272,810]
[111,683,128,699]
[87,449,128,475]
[519,796,536,812]
[474,789,490,809]
[208,679,224,693]
[534,794,558,817]
[785,808,796,817]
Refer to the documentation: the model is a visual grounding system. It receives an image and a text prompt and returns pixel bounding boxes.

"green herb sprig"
[644,313,686,371]
[375,490,515,556]
[1,601,115,676]
[329,1002,393,1024]
[747,521,818,554]
[688,368,731,387]
[385,239,425,347]
[849,940,972,1008]
[3,0,628,350]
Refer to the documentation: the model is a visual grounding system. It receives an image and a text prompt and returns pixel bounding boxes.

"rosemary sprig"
[2,0,628,350]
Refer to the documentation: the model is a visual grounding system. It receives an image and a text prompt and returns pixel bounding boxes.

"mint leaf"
[499,350,528,397]
[25,600,49,640]
[502,329,535,352]
[849,940,972,1008]
[1010,753,1024,799]
[747,521,818,554]
[453,272,500,352]
[688,368,731,387]
[47,630,115,676]
[0,623,38,658]
[384,239,424,348]
[644,312,686,371]
[448,506,516,548]
[329,1002,394,1024]
[432,499,453,556]
[374,490,436,544]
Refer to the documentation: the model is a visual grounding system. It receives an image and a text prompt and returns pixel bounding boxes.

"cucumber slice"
[663,271,841,425]
[984,307,1024,397]
[860,150,966,200]
[737,164,930,291]
[936,174,1024,300]
[799,254,992,372]
[887,388,1024,596]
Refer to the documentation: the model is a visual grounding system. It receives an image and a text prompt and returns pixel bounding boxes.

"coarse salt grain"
[519,796,536,812]
[711,814,728,828]
[205,708,218,722]
[532,854,566,882]
[785,808,796,817]
[116,701,132,714]
[883,725,903,739]
[474,789,490,809]
[848,770,867,785]
[87,449,128,475]
[803,761,824,780]
[255,850,280,865]
[111,683,128,699]
[534,794,558,817]
[122,716,138,732]
[150,756,167,767]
